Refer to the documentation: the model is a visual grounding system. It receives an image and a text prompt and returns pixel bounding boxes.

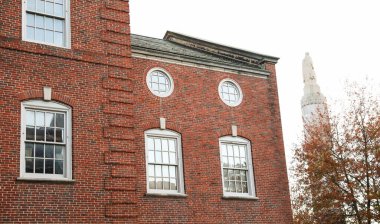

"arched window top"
[219,135,250,144]
[22,99,71,111]
[145,128,181,138]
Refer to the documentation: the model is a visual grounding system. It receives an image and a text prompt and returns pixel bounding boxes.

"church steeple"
[301,53,327,123]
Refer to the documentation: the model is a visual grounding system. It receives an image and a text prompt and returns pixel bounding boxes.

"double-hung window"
[145,129,184,195]
[20,100,72,180]
[22,0,70,48]
[219,136,256,198]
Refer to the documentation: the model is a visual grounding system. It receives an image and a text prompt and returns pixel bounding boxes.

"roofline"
[163,31,279,63]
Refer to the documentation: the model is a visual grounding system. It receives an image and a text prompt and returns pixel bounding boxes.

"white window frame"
[20,100,72,180]
[218,78,243,107]
[146,68,174,98]
[144,129,185,195]
[21,0,71,48]
[219,136,257,199]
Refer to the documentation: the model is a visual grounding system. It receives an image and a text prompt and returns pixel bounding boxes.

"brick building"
[0,0,292,223]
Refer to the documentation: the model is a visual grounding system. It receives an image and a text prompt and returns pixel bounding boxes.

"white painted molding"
[43,86,52,101]
[160,117,166,130]
[232,125,237,137]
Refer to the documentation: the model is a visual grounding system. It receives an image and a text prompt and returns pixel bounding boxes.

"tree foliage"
[292,82,380,224]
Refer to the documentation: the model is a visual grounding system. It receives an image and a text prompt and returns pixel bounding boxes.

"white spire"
[301,52,327,123]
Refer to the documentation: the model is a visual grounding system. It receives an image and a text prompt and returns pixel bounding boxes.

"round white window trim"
[218,78,243,107]
[146,68,174,97]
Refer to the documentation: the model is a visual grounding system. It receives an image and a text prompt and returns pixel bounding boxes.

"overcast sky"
[129,0,380,175]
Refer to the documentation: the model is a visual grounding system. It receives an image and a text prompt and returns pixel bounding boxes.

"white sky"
[130,0,380,176]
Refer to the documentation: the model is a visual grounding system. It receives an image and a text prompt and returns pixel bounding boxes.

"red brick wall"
[0,0,134,223]
[132,58,293,223]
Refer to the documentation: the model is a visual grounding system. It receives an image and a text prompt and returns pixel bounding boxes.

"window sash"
[20,100,72,180]
[219,137,256,197]
[145,130,184,194]
[23,0,70,48]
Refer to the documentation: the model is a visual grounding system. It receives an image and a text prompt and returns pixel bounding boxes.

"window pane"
[54,32,63,46]
[228,157,234,168]
[56,0,63,3]
[148,165,155,177]
[169,166,176,179]
[168,140,175,152]
[229,181,236,192]
[163,178,170,190]
[228,169,235,181]
[36,127,45,141]
[45,159,54,174]
[156,178,163,190]
[35,144,44,157]
[56,113,64,128]
[35,111,44,126]
[242,182,248,193]
[45,144,54,158]
[26,14,35,27]
[46,1,54,14]
[162,151,169,164]
[35,15,44,28]
[55,128,63,142]
[46,30,54,43]
[36,28,45,42]
[45,17,54,30]
[169,152,176,164]
[54,19,64,32]
[26,126,35,140]
[236,181,242,193]
[155,165,162,177]
[239,146,246,158]
[147,138,154,150]
[36,0,45,12]
[224,181,229,192]
[46,128,54,141]
[26,27,35,40]
[149,177,155,189]
[55,160,63,174]
[35,158,44,173]
[148,150,155,163]
[241,158,247,168]
[154,138,161,151]
[26,111,35,126]
[155,151,162,163]
[227,145,233,156]
[26,158,34,173]
[222,156,228,167]
[162,166,169,178]
[27,0,36,10]
[54,3,63,17]
[221,144,227,156]
[170,178,177,190]
[55,146,64,160]
[161,139,168,151]
[241,170,247,181]
[25,143,34,157]
[233,145,239,157]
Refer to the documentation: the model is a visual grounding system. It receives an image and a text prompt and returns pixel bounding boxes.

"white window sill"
[145,192,188,198]
[17,177,75,183]
[222,195,259,200]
